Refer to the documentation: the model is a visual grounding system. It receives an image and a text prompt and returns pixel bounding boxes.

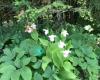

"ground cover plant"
[0,0,100,80]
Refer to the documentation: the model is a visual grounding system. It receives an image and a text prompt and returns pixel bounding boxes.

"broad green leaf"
[29,44,45,57]
[14,58,21,68]
[31,56,37,62]
[20,39,45,57]
[71,39,81,48]
[31,31,38,41]
[39,38,49,46]
[0,64,16,80]
[63,61,74,72]
[46,43,63,61]
[75,49,84,57]
[0,56,11,62]
[70,56,79,66]
[3,48,14,59]
[66,40,73,49]
[21,56,31,66]
[0,71,12,80]
[32,60,42,69]
[43,66,53,78]
[11,70,20,80]
[52,52,63,68]
[20,39,35,52]
[80,62,87,70]
[0,64,15,73]
[42,56,51,71]
[53,74,61,80]
[20,67,32,80]
[46,43,64,68]
[85,57,98,68]
[34,72,43,80]
[13,47,25,59]
[59,70,76,80]
[52,47,64,68]
[3,48,11,55]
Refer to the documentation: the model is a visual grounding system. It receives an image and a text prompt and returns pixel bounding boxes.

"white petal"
[63,50,71,57]
[84,25,91,30]
[58,41,66,48]
[43,29,49,35]
[48,35,56,42]
[61,30,69,37]
[31,23,36,29]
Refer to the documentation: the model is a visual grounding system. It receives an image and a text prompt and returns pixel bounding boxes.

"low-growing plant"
[0,28,77,80]
[0,0,100,80]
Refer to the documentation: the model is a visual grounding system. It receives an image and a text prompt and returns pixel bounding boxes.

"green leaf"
[32,60,42,69]
[66,40,73,49]
[31,31,38,41]
[11,70,20,80]
[3,48,14,59]
[3,48,11,56]
[53,74,61,80]
[29,44,45,57]
[20,39,35,52]
[20,67,32,80]
[42,56,51,71]
[70,56,79,66]
[52,46,64,68]
[43,66,53,78]
[13,47,25,59]
[71,39,81,48]
[46,43,64,68]
[20,39,45,57]
[63,61,74,72]
[52,52,63,68]
[31,56,37,62]
[21,56,31,66]
[0,71,12,80]
[80,62,87,70]
[14,58,21,68]
[39,38,49,46]
[59,70,76,80]
[0,56,11,62]
[0,64,16,80]
[75,49,84,57]
[0,64,15,73]
[34,72,43,80]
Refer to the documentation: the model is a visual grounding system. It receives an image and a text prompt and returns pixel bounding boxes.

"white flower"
[84,25,93,32]
[31,23,36,29]
[58,40,66,48]
[25,23,36,33]
[61,30,69,37]
[43,29,49,35]
[25,26,33,33]
[63,50,71,57]
[48,35,56,42]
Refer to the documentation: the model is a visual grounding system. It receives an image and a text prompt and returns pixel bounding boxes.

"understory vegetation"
[0,0,100,80]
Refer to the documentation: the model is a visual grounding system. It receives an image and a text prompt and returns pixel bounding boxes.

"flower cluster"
[43,29,71,58]
[58,40,71,58]
[43,29,56,42]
